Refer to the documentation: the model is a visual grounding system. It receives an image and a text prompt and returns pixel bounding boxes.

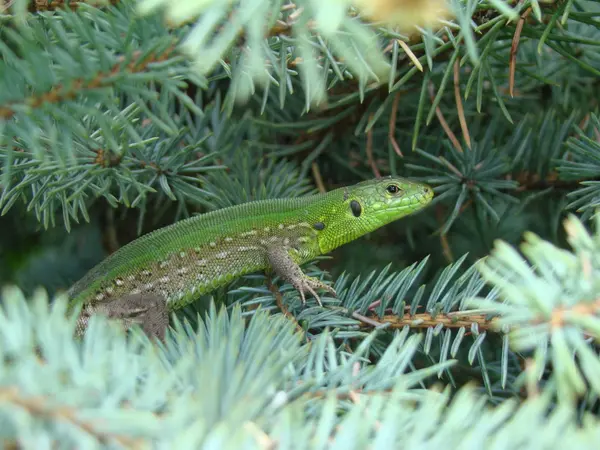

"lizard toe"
[294,276,337,307]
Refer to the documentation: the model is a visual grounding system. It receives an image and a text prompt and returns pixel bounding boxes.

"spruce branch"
[0,1,205,178]
[0,286,461,447]
[241,0,591,181]
[2,287,598,446]
[230,253,515,392]
[472,213,600,405]
[407,142,519,234]
[357,311,498,330]
[0,39,179,121]
[558,113,600,218]
[0,99,225,230]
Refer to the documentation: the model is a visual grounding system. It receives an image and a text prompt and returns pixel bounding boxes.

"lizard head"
[316,176,434,254]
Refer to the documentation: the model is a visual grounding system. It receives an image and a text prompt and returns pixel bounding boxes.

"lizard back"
[68,191,338,310]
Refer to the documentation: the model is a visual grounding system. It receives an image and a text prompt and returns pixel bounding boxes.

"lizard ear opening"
[350,200,362,217]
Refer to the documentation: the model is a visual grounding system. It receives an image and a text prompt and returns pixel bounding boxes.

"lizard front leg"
[77,293,169,341]
[265,247,336,306]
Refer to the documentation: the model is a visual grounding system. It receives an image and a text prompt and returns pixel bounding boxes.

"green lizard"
[68,177,433,339]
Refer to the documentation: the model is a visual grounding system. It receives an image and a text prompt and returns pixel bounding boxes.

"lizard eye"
[386,184,402,195]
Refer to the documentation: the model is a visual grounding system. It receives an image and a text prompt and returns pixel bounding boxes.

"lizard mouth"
[396,190,434,210]
[372,191,433,224]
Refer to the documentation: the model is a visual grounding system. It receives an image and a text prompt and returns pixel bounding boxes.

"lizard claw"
[265,247,336,308]
[293,276,336,307]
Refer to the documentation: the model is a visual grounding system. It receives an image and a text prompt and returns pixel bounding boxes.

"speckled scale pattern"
[68,177,433,313]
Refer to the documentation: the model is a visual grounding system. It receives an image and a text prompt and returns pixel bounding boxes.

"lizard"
[67,176,434,340]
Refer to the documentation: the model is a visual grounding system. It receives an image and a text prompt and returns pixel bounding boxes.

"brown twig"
[266,275,304,335]
[0,387,145,448]
[0,44,177,120]
[388,92,404,157]
[509,8,531,97]
[367,299,382,310]
[352,311,385,328]
[366,113,382,178]
[357,312,499,330]
[512,171,583,192]
[523,358,540,399]
[438,156,463,178]
[453,60,471,149]
[436,204,454,262]
[548,297,600,331]
[104,206,120,254]
[301,386,396,401]
[243,422,277,450]
[398,40,424,72]
[428,82,463,153]
[311,162,326,193]
[356,294,600,336]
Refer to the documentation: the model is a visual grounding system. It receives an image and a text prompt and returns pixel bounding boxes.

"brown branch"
[0,387,145,448]
[548,297,600,331]
[435,204,455,262]
[12,0,121,13]
[357,312,499,330]
[0,44,177,120]
[354,295,600,339]
[266,275,305,335]
[366,113,382,178]
[352,311,385,328]
[428,82,463,153]
[388,92,403,157]
[512,171,584,192]
[104,205,120,254]
[509,8,531,98]
[453,60,471,149]
[311,162,326,193]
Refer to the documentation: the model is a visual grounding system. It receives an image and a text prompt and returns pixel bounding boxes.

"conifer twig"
[0,44,177,120]
[453,60,471,149]
[524,358,540,399]
[311,162,326,193]
[366,113,382,178]
[0,387,145,448]
[358,312,498,330]
[436,204,455,262]
[104,205,120,255]
[388,93,403,157]
[398,39,424,72]
[243,422,276,450]
[266,275,304,335]
[510,8,531,97]
[352,311,385,328]
[428,82,463,153]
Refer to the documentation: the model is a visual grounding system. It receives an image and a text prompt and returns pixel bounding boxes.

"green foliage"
[474,214,600,405]
[558,114,600,219]
[2,0,600,444]
[1,287,599,448]
[0,287,449,447]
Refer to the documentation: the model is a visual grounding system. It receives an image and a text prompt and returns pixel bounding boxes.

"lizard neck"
[291,188,374,256]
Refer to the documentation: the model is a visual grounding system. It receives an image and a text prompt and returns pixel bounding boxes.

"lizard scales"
[68,177,433,334]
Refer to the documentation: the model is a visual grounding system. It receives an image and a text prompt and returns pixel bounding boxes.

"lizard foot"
[80,293,169,341]
[292,276,336,307]
[265,247,336,307]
